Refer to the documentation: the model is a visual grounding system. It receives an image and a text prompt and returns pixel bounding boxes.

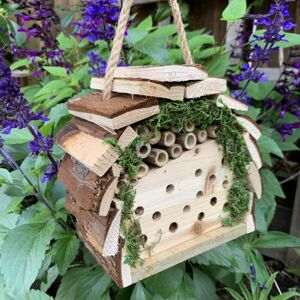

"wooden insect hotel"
[56,0,263,288]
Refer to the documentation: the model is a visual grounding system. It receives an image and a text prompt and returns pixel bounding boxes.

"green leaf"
[0,128,33,145]
[207,53,230,77]
[143,265,183,298]
[52,232,80,275]
[10,59,32,71]
[192,267,218,300]
[222,0,247,21]
[225,288,244,300]
[252,232,300,249]
[192,244,233,267]
[194,46,223,60]
[188,34,215,51]
[8,20,26,46]
[0,169,13,184]
[272,291,300,300]
[130,283,152,300]
[247,82,274,101]
[168,273,197,300]
[258,272,277,300]
[60,11,75,29]
[56,267,111,300]
[258,135,284,165]
[127,28,148,46]
[238,282,252,300]
[35,80,67,97]
[137,16,153,30]
[0,222,55,295]
[44,87,74,109]
[260,169,285,198]
[24,289,54,300]
[43,66,67,77]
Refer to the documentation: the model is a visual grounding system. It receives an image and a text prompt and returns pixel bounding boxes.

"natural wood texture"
[111,65,207,82]
[236,116,262,140]
[216,94,248,111]
[245,214,255,234]
[69,94,159,131]
[58,154,115,212]
[118,126,138,150]
[247,162,263,199]
[68,92,158,118]
[185,78,227,99]
[130,223,250,285]
[134,140,232,213]
[91,77,185,101]
[99,178,119,217]
[243,133,263,170]
[103,200,123,257]
[57,129,119,177]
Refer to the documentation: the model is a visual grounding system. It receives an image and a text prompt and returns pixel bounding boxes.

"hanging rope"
[103,0,193,101]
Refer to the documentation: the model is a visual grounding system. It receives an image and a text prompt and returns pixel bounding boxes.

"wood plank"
[185,78,227,99]
[118,126,138,151]
[236,115,262,140]
[111,65,207,82]
[216,94,248,111]
[68,93,159,130]
[68,92,158,118]
[243,133,263,170]
[91,77,185,101]
[129,223,250,285]
[99,178,119,217]
[247,162,262,199]
[57,129,119,177]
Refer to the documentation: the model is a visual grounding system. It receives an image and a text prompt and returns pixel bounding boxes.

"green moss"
[105,137,143,179]
[145,99,252,225]
[119,184,135,223]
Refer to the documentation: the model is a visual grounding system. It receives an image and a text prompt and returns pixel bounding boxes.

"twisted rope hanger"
[103,0,194,101]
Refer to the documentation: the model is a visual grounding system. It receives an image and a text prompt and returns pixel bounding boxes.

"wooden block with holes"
[57,63,262,288]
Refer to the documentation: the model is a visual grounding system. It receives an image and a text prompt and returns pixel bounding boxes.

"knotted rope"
[103,0,194,101]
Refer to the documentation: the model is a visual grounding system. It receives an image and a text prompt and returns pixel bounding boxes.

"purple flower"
[259,283,267,290]
[250,263,256,280]
[13,0,69,74]
[29,130,54,156]
[74,0,121,43]
[88,50,127,77]
[0,50,46,133]
[41,162,58,183]
[278,122,300,140]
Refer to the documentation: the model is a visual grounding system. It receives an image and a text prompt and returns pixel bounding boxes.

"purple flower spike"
[41,162,58,183]
[29,130,54,157]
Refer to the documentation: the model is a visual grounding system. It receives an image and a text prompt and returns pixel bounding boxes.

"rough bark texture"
[68,92,158,118]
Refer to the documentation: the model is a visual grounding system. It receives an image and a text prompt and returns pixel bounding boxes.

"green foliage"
[222,0,247,21]
[56,267,111,300]
[0,222,55,295]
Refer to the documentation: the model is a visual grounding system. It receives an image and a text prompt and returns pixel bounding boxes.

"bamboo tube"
[145,148,169,167]
[148,131,161,145]
[130,178,139,186]
[136,143,151,158]
[194,128,208,143]
[185,122,195,133]
[166,144,183,159]
[136,162,149,179]
[135,125,149,139]
[158,131,176,147]
[176,132,197,150]
[207,125,218,139]
[116,177,129,194]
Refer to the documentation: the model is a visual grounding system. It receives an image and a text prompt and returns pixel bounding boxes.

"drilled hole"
[152,211,161,221]
[209,174,216,183]
[195,169,202,177]
[223,202,229,211]
[141,235,148,243]
[183,205,191,213]
[222,180,229,188]
[197,191,204,198]
[210,197,217,206]
[198,212,205,221]
[194,147,200,154]
[135,206,144,216]
[221,158,225,165]
[140,145,149,155]
[169,222,178,233]
[166,184,175,193]
[200,131,206,138]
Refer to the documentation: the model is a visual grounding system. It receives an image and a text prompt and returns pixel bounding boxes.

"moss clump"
[105,137,143,179]
[145,99,252,225]
[118,184,144,266]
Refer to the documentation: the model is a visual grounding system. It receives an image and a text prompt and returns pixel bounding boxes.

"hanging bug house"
[56,0,263,288]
